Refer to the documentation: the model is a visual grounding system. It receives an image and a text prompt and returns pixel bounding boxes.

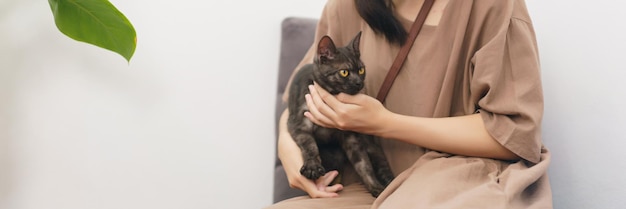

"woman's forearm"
[304,84,519,161]
[277,109,304,179]
[375,113,520,161]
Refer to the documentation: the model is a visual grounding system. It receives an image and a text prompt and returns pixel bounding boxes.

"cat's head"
[312,32,365,95]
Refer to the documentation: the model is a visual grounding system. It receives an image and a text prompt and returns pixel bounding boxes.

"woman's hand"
[304,83,390,135]
[286,169,344,198]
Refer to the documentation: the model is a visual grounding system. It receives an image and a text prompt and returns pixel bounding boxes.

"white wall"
[527,1,626,209]
[1,0,625,209]
[0,0,325,209]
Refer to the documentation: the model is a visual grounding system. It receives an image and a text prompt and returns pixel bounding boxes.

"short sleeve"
[470,18,544,163]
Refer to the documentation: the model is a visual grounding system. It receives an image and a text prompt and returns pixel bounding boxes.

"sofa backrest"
[273,17,318,203]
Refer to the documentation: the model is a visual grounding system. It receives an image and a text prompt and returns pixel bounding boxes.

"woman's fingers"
[317,170,338,189]
[306,83,377,131]
[308,85,340,119]
[305,83,346,128]
[324,184,344,193]
[317,170,343,193]
[312,84,343,108]
[297,170,343,198]
[305,84,344,128]
[304,94,334,128]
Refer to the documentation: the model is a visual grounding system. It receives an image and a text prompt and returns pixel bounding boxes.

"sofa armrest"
[273,17,318,203]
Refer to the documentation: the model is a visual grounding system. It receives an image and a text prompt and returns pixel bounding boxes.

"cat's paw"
[380,173,395,187]
[300,163,325,180]
[370,189,383,197]
[368,185,385,197]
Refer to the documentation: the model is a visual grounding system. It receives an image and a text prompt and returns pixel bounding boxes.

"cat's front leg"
[292,132,326,180]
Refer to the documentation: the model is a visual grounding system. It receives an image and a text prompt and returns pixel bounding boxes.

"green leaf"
[49,0,136,62]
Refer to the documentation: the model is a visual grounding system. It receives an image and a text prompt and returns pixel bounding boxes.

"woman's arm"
[304,84,520,161]
[379,112,519,161]
[277,109,344,198]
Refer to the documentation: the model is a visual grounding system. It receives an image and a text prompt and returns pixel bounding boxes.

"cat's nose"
[356,81,364,89]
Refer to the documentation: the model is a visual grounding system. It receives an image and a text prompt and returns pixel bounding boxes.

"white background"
[0,0,624,209]
[528,1,626,209]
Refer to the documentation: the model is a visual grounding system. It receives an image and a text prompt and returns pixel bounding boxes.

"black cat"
[287,32,394,197]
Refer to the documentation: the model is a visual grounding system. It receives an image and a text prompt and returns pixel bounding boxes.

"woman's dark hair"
[355,0,407,45]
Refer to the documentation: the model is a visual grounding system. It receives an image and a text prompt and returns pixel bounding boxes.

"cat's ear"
[317,35,337,63]
[349,31,362,54]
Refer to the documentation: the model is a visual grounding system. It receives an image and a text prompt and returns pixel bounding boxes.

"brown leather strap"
[376,0,435,103]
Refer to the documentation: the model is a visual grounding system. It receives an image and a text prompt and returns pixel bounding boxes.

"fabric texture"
[269,0,552,208]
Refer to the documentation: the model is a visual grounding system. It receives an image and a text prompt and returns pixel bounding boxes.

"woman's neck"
[393,0,449,26]
[393,0,425,20]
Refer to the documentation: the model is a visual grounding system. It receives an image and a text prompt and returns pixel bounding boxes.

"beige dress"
[268,0,552,208]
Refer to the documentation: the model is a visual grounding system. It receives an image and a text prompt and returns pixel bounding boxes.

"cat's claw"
[300,163,326,180]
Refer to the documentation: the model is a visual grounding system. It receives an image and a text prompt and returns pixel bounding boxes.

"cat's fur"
[287,32,394,197]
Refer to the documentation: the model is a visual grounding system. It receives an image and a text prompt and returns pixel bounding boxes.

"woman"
[267,0,552,208]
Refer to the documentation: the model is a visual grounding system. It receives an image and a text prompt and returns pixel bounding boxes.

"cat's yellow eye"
[339,70,349,77]
[358,68,365,75]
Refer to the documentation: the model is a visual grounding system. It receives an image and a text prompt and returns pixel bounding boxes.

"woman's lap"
[264,183,375,209]
[266,151,551,209]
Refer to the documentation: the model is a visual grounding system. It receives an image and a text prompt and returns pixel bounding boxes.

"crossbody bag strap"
[376,0,435,103]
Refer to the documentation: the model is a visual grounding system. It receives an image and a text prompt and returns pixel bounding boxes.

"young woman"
[267,0,552,208]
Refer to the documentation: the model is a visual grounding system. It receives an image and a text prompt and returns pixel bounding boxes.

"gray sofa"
[273,17,318,203]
